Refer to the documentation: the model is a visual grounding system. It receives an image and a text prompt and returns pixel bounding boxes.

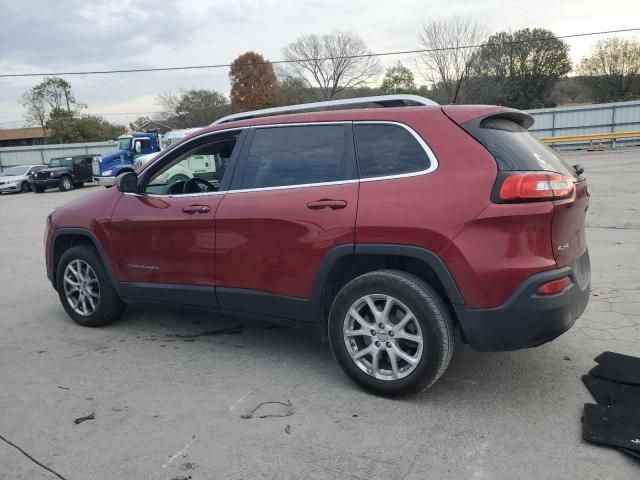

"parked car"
[29,155,94,193]
[44,95,590,396]
[0,165,46,194]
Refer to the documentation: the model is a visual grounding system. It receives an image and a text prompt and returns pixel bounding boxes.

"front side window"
[145,134,239,195]
[241,124,352,189]
[354,124,430,178]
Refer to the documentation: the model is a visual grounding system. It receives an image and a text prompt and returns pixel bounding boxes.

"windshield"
[118,137,132,150]
[49,158,73,168]
[2,166,29,176]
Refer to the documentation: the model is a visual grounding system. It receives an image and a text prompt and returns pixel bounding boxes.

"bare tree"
[418,17,486,104]
[281,31,380,100]
[577,38,640,102]
[21,89,48,140]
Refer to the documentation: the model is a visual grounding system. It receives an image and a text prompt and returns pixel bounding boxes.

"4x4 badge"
[557,244,570,251]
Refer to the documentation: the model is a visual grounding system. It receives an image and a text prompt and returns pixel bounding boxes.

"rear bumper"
[455,250,591,351]
[94,176,115,187]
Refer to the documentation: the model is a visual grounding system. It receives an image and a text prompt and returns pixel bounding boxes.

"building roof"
[0,127,48,141]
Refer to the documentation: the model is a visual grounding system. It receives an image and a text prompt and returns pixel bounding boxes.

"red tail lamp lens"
[537,276,572,295]
[499,173,574,201]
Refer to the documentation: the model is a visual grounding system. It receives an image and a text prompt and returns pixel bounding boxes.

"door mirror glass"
[117,171,138,193]
[134,141,142,153]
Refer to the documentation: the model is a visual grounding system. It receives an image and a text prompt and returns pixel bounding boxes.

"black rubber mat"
[621,448,640,461]
[582,375,640,408]
[589,351,640,385]
[582,403,640,452]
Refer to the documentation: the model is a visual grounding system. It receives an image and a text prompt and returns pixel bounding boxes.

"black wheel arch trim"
[50,228,120,294]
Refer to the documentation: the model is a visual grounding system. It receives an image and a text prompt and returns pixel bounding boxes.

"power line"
[1,27,638,78]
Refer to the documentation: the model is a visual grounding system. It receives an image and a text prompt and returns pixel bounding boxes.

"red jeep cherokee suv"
[44,95,590,395]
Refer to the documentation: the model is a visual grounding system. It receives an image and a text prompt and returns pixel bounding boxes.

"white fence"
[527,100,640,148]
[0,141,116,171]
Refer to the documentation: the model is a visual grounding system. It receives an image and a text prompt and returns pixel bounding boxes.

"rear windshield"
[468,118,578,179]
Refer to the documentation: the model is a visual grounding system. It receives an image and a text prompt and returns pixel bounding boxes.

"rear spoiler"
[442,105,534,129]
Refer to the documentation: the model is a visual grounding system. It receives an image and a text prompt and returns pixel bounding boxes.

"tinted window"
[242,125,352,189]
[354,124,430,178]
[467,118,578,179]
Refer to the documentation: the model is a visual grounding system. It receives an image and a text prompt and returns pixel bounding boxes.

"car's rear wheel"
[56,245,125,327]
[20,182,30,193]
[328,270,454,396]
[59,176,73,192]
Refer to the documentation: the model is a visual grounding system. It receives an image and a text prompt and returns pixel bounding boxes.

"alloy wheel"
[63,259,101,316]
[343,294,423,380]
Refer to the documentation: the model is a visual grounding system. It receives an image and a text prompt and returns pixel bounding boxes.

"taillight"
[537,276,572,295]
[498,172,574,202]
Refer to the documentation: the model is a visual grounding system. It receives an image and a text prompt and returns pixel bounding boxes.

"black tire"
[328,270,454,396]
[35,186,45,193]
[59,176,73,192]
[20,182,30,193]
[56,245,126,327]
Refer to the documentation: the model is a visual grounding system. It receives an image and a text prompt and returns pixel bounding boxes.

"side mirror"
[134,141,142,153]
[116,171,139,193]
[573,164,585,175]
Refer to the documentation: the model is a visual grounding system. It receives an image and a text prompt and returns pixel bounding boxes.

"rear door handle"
[306,199,348,211]
[182,205,211,214]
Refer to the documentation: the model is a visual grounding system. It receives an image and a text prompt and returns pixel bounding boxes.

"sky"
[1,0,639,128]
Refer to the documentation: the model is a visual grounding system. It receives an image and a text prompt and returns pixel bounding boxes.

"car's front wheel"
[328,270,454,396]
[56,245,125,326]
[59,176,73,192]
[20,182,30,193]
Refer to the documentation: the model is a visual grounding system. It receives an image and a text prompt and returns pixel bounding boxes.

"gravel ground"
[1,149,639,479]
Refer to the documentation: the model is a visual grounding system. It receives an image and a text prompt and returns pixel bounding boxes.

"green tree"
[158,89,230,127]
[21,77,83,142]
[381,63,418,94]
[470,28,571,108]
[229,52,278,113]
[47,112,125,143]
[577,38,640,102]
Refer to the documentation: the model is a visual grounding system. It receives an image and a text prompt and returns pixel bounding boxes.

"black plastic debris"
[73,412,95,424]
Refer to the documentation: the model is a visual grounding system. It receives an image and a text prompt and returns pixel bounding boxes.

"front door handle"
[182,204,211,214]
[306,199,348,211]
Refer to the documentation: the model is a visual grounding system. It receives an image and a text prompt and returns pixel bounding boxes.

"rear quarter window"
[467,118,578,179]
[354,124,430,178]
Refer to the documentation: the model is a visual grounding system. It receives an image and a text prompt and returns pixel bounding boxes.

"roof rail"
[211,94,439,125]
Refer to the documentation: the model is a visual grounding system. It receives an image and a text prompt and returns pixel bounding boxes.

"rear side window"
[242,125,354,189]
[468,118,578,179]
[354,124,430,178]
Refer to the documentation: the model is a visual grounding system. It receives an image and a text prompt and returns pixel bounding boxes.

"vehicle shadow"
[113,303,576,405]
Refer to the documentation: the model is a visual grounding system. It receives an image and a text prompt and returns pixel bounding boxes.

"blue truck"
[92,131,161,186]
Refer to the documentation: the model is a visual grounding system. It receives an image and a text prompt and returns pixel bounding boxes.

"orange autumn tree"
[229,52,278,113]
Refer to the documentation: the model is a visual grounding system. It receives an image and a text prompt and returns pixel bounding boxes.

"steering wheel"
[183,177,216,194]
